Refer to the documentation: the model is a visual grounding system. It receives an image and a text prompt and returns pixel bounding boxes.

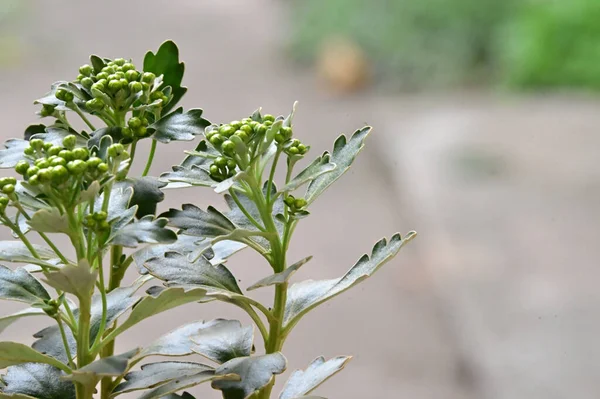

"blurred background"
[1,0,600,398]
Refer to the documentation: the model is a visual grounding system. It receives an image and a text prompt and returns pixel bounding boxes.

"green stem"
[229,188,265,232]
[141,139,157,177]
[265,149,282,203]
[56,316,75,369]
[1,215,41,260]
[73,104,96,131]
[91,251,108,351]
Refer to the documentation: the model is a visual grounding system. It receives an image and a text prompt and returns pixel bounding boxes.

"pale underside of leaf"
[279,356,351,399]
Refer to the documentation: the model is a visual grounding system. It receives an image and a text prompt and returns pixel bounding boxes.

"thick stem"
[75,296,93,398]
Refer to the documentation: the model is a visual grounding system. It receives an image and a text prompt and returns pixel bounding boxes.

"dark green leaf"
[283,232,416,328]
[23,124,46,140]
[282,154,335,192]
[143,40,187,113]
[87,127,124,150]
[0,140,28,168]
[64,349,140,386]
[0,242,57,268]
[279,356,351,399]
[27,208,69,234]
[123,177,166,218]
[212,353,287,399]
[305,126,372,203]
[42,261,97,300]
[90,55,106,73]
[0,308,46,334]
[191,320,253,364]
[161,205,236,238]
[149,108,210,143]
[247,256,312,291]
[113,361,212,395]
[0,265,50,303]
[110,216,176,248]
[0,363,75,399]
[0,342,69,371]
[33,82,70,111]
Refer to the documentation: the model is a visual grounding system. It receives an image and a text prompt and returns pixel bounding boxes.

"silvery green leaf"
[212,353,287,399]
[137,370,230,399]
[132,235,203,272]
[0,265,50,304]
[161,141,217,188]
[279,356,351,399]
[14,182,48,211]
[149,108,210,143]
[190,320,253,364]
[0,139,29,168]
[0,242,58,268]
[247,256,312,291]
[108,287,207,339]
[282,154,336,192]
[76,181,101,204]
[63,349,140,386]
[94,186,137,232]
[283,232,416,328]
[110,216,177,248]
[0,342,69,371]
[122,177,166,218]
[113,361,212,395]
[27,208,69,234]
[305,126,372,204]
[30,127,87,146]
[144,253,241,295]
[42,261,97,300]
[283,101,298,128]
[0,308,46,334]
[0,363,75,399]
[205,241,247,265]
[161,205,235,238]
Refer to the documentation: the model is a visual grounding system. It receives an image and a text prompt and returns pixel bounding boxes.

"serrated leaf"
[42,261,97,300]
[161,140,218,188]
[87,127,124,150]
[212,353,288,399]
[110,216,176,248]
[305,126,372,204]
[282,154,336,192]
[190,320,253,364]
[283,232,416,328]
[279,356,351,399]
[0,242,57,268]
[93,186,137,240]
[137,370,230,399]
[0,363,75,399]
[144,252,241,294]
[123,177,166,218]
[0,342,70,371]
[77,181,101,204]
[64,349,140,386]
[113,361,212,396]
[0,308,46,334]
[0,265,50,303]
[23,124,46,140]
[144,40,187,114]
[27,208,69,234]
[0,139,28,168]
[247,256,312,291]
[149,108,210,143]
[30,126,87,146]
[33,82,70,111]
[107,287,207,340]
[161,205,236,239]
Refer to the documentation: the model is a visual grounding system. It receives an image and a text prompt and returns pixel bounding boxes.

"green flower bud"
[215,157,228,168]
[55,89,74,102]
[297,144,307,154]
[205,129,217,141]
[51,165,69,183]
[227,159,237,169]
[219,125,236,137]
[288,147,299,155]
[86,157,102,168]
[47,145,62,156]
[249,121,259,128]
[141,72,156,83]
[1,177,17,186]
[255,124,268,135]
[284,195,295,207]
[34,159,50,169]
[85,215,96,227]
[50,157,67,167]
[235,131,249,142]
[113,58,126,66]
[264,120,273,127]
[113,71,125,80]
[43,143,53,151]
[26,166,39,178]
[15,160,30,175]
[97,163,109,173]
[40,104,56,117]
[107,143,124,158]
[119,78,129,88]
[37,168,51,183]
[128,117,142,129]
[93,211,107,221]
[79,64,93,76]
[107,79,123,92]
[58,150,73,162]
[241,118,252,124]
[102,66,116,74]
[122,63,135,72]
[134,126,148,138]
[129,81,143,93]
[2,184,15,195]
[30,139,44,151]
[96,72,109,81]
[141,82,150,91]
[230,120,242,129]
[86,98,105,111]
[221,140,235,156]
[67,160,87,175]
[209,164,219,174]
[98,220,110,230]
[240,124,253,134]
[81,77,94,89]
[274,133,285,144]
[28,175,40,186]
[209,135,224,146]
[23,146,34,156]
[62,135,77,149]
[76,74,84,82]
[72,147,88,160]
[294,198,307,209]
[263,114,275,122]
[122,127,133,138]
[281,126,292,140]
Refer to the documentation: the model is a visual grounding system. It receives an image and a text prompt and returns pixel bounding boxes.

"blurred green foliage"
[289,0,600,91]
[500,0,600,90]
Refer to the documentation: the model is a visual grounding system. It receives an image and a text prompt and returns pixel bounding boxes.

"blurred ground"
[0,1,599,398]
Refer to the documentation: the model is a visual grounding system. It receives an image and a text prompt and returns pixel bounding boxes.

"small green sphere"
[34,159,50,169]
[274,133,285,144]
[141,72,156,83]
[294,198,307,209]
[51,165,69,183]
[37,168,51,183]
[97,163,109,173]
[263,114,275,122]
[0,197,8,206]
[72,147,89,160]
[240,124,253,134]
[50,157,67,167]
[55,89,74,102]
[230,120,242,129]
[86,157,102,168]
[135,126,148,138]
[241,117,252,124]
[215,157,228,168]
[227,159,237,169]
[128,117,142,129]
[30,139,44,151]
[288,147,299,155]
[62,135,77,149]
[129,81,143,93]
[86,98,105,111]
[2,184,15,195]
[281,126,292,139]
[219,125,236,137]
[209,135,224,146]
[235,131,249,142]
[15,160,30,175]
[122,127,133,138]
[209,164,219,174]
[113,58,126,66]
[47,145,62,156]
[28,175,40,186]
[81,77,94,89]
[23,146,34,156]
[58,150,73,162]
[79,64,93,76]
[122,63,135,72]
[297,144,307,154]
[107,79,123,92]
[93,210,108,221]
[96,72,109,81]
[221,140,235,155]
[26,166,39,178]
[67,160,87,175]
[284,196,295,206]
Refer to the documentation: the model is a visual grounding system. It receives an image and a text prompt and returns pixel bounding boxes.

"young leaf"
[161,140,218,188]
[110,216,177,248]
[0,242,57,267]
[161,205,236,238]
[212,353,288,399]
[64,349,140,386]
[149,108,210,143]
[143,40,187,113]
[190,320,253,364]
[282,154,336,192]
[0,139,29,168]
[0,363,75,399]
[0,265,50,304]
[42,261,97,300]
[0,342,70,372]
[0,308,46,334]
[113,361,212,396]
[137,370,231,399]
[27,208,69,234]
[283,232,416,328]
[279,356,352,399]
[305,126,372,204]
[247,256,312,291]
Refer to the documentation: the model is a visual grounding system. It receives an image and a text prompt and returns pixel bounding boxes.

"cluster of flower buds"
[15,135,109,201]
[0,195,10,214]
[283,194,308,213]
[122,116,151,139]
[35,296,63,318]
[84,211,110,232]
